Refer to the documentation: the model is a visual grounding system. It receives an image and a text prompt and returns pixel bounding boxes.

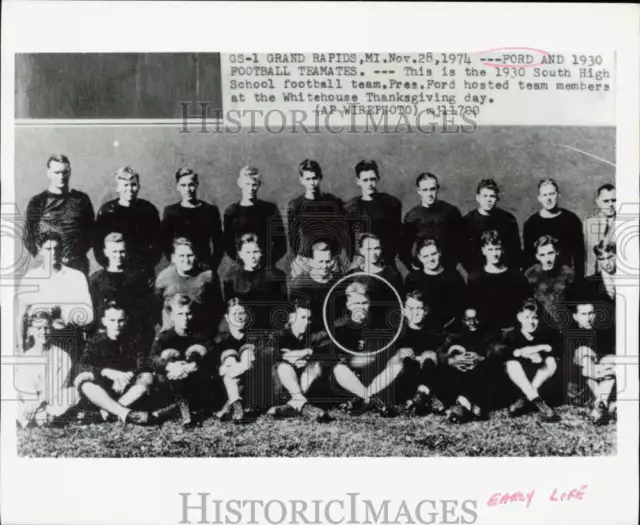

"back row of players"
[16,154,618,428]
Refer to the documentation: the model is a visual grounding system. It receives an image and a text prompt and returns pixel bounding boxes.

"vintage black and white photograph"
[8,49,623,459]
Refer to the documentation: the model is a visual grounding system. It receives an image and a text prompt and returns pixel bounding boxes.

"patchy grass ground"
[18,405,615,458]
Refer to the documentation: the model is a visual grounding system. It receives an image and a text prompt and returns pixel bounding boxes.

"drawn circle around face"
[322,271,403,357]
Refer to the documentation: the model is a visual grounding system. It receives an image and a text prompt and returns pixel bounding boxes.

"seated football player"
[562,299,616,425]
[331,281,410,418]
[438,307,494,423]
[491,298,560,422]
[16,232,94,356]
[223,232,287,332]
[524,235,576,331]
[404,238,467,332]
[150,294,214,427]
[213,298,259,423]
[396,290,446,416]
[289,241,342,335]
[268,299,332,422]
[73,302,153,425]
[15,310,81,428]
[89,232,154,337]
[156,237,223,334]
[467,230,528,333]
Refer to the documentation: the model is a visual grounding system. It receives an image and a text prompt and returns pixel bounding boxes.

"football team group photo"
[13,140,618,456]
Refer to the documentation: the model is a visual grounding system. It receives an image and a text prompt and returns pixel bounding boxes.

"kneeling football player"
[268,299,332,422]
[74,301,153,425]
[331,281,410,417]
[150,294,214,427]
[493,298,560,422]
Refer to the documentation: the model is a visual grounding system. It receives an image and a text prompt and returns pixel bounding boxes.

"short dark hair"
[593,240,616,258]
[46,154,70,168]
[310,240,332,259]
[175,168,198,183]
[517,297,539,316]
[412,238,439,267]
[236,233,261,253]
[36,231,63,250]
[404,289,425,306]
[534,235,559,253]
[480,230,502,248]
[538,179,559,192]
[416,172,439,188]
[358,232,382,250]
[289,297,311,314]
[298,159,323,180]
[168,293,193,312]
[355,160,379,179]
[172,237,195,255]
[100,300,126,321]
[226,297,243,311]
[477,178,500,195]
[596,183,615,197]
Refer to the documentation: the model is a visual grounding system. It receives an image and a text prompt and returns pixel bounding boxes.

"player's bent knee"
[74,371,95,390]
[396,347,415,361]
[160,348,181,362]
[185,344,207,361]
[136,372,154,388]
[574,346,596,366]
[544,356,557,373]
[505,360,524,375]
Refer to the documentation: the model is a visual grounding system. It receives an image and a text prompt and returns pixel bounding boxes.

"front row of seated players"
[16,287,616,428]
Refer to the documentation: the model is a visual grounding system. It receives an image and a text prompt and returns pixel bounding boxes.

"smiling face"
[417,178,438,206]
[535,243,558,271]
[116,177,140,204]
[357,170,379,198]
[47,161,71,192]
[476,188,498,213]
[462,308,479,332]
[177,174,198,203]
[538,182,559,211]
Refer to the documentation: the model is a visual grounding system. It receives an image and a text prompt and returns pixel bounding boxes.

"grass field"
[17,404,615,458]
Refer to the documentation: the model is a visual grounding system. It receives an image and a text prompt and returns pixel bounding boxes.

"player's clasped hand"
[103,369,134,393]
[166,361,197,380]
